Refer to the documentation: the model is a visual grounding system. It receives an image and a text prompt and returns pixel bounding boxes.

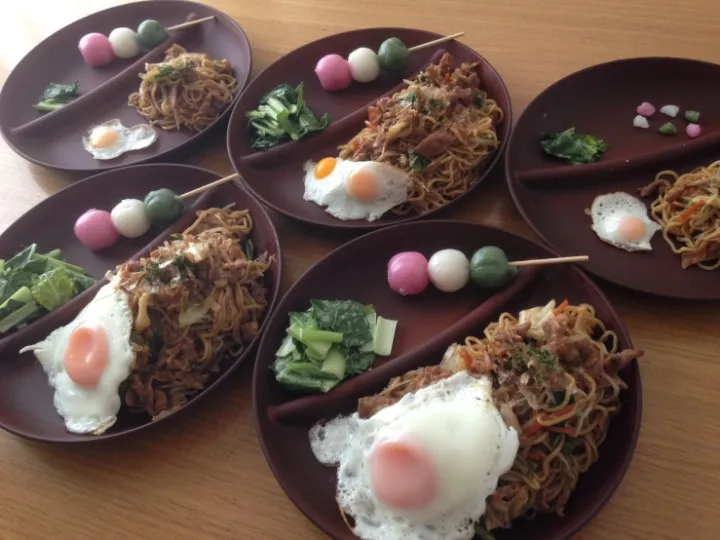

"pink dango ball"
[78,33,115,67]
[387,251,430,296]
[74,209,120,251]
[314,54,352,92]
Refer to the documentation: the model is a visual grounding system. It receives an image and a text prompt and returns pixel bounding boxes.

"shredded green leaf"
[540,127,609,165]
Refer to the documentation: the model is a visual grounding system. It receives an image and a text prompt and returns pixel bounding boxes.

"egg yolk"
[89,127,119,149]
[314,158,337,180]
[347,168,380,203]
[64,322,109,388]
[616,215,647,242]
[367,437,438,510]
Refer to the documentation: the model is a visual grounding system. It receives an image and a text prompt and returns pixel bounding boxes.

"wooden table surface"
[1,1,718,539]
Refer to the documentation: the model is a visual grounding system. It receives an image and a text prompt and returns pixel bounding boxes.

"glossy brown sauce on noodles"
[338,53,502,216]
[356,301,643,538]
[113,207,273,419]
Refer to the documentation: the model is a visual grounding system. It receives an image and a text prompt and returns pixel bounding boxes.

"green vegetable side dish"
[469,246,518,289]
[377,37,410,73]
[540,127,609,165]
[246,83,331,150]
[143,189,185,226]
[272,299,398,393]
[0,244,95,334]
[32,82,80,112]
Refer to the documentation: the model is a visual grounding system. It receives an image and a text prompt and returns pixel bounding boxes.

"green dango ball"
[469,246,518,289]
[377,37,410,73]
[144,188,184,226]
[136,19,168,49]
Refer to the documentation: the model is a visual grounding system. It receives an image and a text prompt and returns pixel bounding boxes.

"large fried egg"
[309,370,519,540]
[82,119,157,160]
[303,157,411,221]
[589,191,661,252]
[19,281,135,435]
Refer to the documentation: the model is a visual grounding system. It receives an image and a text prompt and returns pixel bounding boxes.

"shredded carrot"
[679,200,705,222]
[522,420,542,436]
[554,299,569,316]
[538,404,575,423]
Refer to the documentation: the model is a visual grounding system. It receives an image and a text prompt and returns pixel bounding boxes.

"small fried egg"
[589,191,661,252]
[303,157,411,221]
[82,119,157,160]
[309,371,519,540]
[19,281,135,435]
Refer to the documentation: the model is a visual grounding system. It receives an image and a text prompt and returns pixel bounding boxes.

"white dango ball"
[108,27,141,59]
[110,199,151,239]
[427,249,470,292]
[347,47,381,83]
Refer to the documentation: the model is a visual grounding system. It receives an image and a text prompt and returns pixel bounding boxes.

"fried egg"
[589,192,661,252]
[309,370,519,540]
[19,281,135,435]
[303,157,411,221]
[82,119,157,160]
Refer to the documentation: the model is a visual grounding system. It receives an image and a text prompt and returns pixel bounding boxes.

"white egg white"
[309,371,519,540]
[589,191,661,252]
[82,119,158,161]
[303,158,411,221]
[19,282,135,435]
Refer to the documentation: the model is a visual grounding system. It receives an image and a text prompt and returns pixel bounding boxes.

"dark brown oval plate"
[0,163,281,442]
[252,220,641,540]
[227,28,511,230]
[506,57,720,300]
[0,0,251,173]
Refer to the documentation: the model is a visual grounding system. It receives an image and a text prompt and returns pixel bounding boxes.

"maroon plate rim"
[227,27,512,230]
[505,56,720,300]
[0,0,252,173]
[252,219,642,539]
[0,163,282,443]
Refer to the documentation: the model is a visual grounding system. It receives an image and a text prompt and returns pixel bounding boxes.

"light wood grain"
[1,1,719,539]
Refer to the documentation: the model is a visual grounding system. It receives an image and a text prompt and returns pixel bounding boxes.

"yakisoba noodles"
[338,52,502,215]
[113,207,273,419]
[128,44,238,132]
[356,300,643,538]
[640,161,720,270]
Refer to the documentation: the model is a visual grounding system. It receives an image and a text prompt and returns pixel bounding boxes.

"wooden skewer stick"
[166,15,216,32]
[408,32,465,52]
[179,173,239,200]
[509,255,589,267]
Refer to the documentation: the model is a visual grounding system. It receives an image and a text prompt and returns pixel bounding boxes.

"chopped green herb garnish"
[540,127,609,165]
[684,110,700,123]
[247,83,331,150]
[402,92,417,106]
[409,152,429,172]
[658,122,677,136]
[473,94,486,108]
[32,82,80,112]
[506,351,528,372]
[429,99,444,110]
